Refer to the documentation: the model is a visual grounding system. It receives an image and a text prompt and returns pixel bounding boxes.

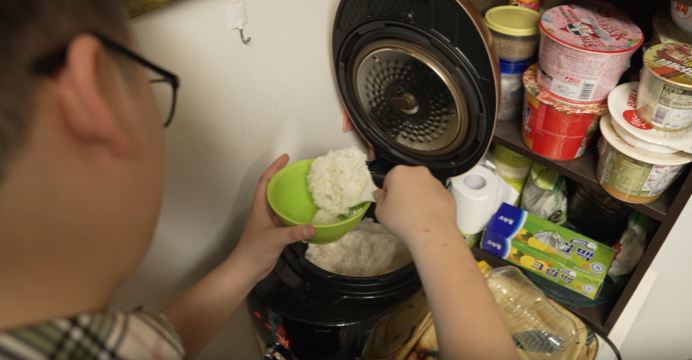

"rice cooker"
[248,0,498,358]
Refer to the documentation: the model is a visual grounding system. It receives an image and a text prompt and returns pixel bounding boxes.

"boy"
[0,1,516,359]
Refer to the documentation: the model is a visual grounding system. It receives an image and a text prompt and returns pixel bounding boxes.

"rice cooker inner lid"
[333,0,499,179]
[353,39,469,156]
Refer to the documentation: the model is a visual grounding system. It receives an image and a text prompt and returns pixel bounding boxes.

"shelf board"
[492,121,670,222]
[471,247,610,334]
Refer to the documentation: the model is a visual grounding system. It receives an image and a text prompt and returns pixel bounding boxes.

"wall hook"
[239,28,252,45]
[228,0,251,45]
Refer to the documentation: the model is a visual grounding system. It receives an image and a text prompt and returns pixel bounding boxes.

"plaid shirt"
[0,310,185,359]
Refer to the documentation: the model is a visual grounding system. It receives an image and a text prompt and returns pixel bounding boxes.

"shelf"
[492,120,671,222]
[471,247,609,334]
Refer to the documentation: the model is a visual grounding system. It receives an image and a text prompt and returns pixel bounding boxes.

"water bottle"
[483,265,580,359]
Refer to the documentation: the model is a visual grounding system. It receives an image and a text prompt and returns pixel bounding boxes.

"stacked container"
[522,64,607,160]
[521,4,643,161]
[593,42,692,204]
[485,5,540,122]
[597,81,692,204]
[536,5,643,104]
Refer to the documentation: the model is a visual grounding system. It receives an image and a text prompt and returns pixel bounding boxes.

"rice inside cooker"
[308,148,377,223]
[305,219,412,277]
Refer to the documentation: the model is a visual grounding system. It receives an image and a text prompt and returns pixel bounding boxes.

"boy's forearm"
[405,228,518,360]
[162,253,256,358]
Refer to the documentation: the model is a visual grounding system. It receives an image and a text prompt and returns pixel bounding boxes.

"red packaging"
[522,65,607,161]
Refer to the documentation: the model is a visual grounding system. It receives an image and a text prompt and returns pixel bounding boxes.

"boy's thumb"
[272,224,315,246]
[373,189,385,203]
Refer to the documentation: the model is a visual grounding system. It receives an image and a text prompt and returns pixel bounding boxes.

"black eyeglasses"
[31,32,180,128]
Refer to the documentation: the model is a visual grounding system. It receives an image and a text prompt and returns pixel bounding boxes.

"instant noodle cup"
[537,5,643,103]
[522,65,607,161]
[671,1,692,34]
[597,116,692,204]
[609,82,692,154]
[509,0,540,11]
[652,9,692,46]
[637,43,692,131]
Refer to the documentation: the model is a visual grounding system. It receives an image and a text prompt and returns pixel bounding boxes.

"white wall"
[115,0,692,359]
[113,0,358,358]
[618,196,692,360]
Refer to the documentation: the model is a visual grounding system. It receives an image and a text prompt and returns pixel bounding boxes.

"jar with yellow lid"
[485,5,540,61]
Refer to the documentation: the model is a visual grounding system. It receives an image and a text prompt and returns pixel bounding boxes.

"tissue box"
[481,203,614,299]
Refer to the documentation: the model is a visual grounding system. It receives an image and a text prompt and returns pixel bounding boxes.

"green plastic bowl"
[267,159,370,244]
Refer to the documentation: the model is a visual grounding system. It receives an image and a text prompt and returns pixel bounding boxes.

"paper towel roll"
[449,165,502,235]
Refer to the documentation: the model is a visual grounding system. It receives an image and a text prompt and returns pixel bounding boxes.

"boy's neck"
[0,136,116,331]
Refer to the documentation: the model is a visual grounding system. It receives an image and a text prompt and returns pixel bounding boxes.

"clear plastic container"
[484,266,579,359]
[485,6,540,61]
[498,59,531,122]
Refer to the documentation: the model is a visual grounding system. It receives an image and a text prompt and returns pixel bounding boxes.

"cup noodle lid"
[644,42,692,89]
[600,115,692,166]
[540,5,643,54]
[611,116,678,154]
[608,82,692,154]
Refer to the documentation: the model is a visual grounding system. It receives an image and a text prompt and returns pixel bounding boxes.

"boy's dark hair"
[0,1,128,177]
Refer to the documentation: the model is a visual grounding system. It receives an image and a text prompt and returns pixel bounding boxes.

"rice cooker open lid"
[333,0,499,180]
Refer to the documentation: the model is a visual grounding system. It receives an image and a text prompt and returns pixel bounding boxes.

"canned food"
[637,42,692,131]
[521,65,607,161]
[597,115,692,204]
[537,5,643,103]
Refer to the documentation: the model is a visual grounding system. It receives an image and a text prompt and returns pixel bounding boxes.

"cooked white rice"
[307,147,376,222]
[311,209,340,225]
[305,219,412,277]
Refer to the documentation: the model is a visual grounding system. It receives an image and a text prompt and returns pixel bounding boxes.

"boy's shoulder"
[0,309,184,359]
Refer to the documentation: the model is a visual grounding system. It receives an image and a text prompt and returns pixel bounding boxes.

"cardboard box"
[481,203,615,299]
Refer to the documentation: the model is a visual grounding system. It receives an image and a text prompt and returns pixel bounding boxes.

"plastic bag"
[609,213,653,278]
[521,164,567,224]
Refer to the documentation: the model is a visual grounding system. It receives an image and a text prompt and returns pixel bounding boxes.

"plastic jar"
[498,59,531,122]
[637,42,692,131]
[537,5,643,103]
[490,144,532,204]
[485,5,540,61]
[597,115,692,204]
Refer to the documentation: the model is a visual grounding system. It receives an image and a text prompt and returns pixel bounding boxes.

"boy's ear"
[55,34,129,156]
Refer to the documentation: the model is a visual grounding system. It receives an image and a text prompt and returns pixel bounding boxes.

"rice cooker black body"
[248,225,425,360]
[249,0,498,358]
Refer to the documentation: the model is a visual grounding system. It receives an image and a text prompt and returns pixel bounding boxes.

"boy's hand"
[374,165,457,244]
[229,155,315,283]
